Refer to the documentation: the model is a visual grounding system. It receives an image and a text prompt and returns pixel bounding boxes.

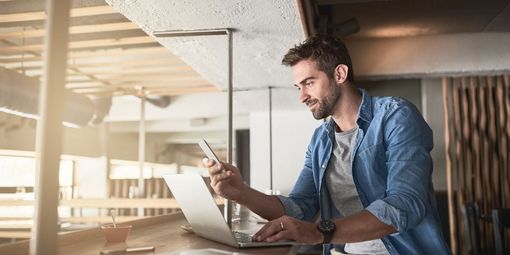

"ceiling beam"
[112,80,211,87]
[67,73,199,81]
[5,57,183,69]
[66,79,213,89]
[0,47,168,63]
[0,22,139,39]
[0,36,154,54]
[0,5,117,23]
[67,75,206,83]
[147,86,219,96]
[0,0,107,14]
[70,84,218,96]
[18,66,194,78]
[65,66,194,76]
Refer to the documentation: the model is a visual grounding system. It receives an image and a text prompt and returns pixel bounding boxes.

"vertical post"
[225,29,233,226]
[269,87,273,191]
[99,122,111,200]
[138,88,146,216]
[442,78,457,254]
[30,0,71,254]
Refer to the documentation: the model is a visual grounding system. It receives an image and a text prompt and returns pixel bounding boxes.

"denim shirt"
[277,89,451,255]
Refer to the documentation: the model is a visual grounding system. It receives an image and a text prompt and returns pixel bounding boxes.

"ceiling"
[2,0,510,136]
[104,0,510,90]
[2,0,509,96]
[0,0,219,97]
[314,0,510,39]
[105,0,304,91]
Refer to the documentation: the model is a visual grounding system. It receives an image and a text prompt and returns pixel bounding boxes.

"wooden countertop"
[0,213,298,255]
[0,198,223,208]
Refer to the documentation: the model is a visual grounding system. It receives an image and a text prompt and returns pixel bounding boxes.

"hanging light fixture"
[0,66,101,127]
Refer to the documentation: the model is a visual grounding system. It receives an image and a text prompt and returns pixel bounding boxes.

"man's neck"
[331,84,362,132]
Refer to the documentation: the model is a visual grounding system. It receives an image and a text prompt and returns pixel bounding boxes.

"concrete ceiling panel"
[105,0,305,90]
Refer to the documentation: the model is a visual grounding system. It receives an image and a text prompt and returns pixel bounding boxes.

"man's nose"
[299,89,309,104]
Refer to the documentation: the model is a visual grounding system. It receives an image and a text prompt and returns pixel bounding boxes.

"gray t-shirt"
[325,127,389,255]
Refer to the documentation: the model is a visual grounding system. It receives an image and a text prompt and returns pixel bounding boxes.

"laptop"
[163,174,294,248]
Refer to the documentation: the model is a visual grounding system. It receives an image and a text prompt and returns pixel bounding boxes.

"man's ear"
[334,64,349,84]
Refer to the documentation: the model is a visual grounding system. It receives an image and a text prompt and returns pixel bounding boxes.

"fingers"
[253,219,287,242]
[210,171,234,188]
[264,230,288,242]
[204,158,236,192]
[202,158,223,174]
[202,158,214,167]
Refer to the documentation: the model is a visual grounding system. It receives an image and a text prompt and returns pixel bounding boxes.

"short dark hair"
[282,35,354,83]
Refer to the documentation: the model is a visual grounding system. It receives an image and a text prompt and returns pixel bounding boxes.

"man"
[204,35,451,255]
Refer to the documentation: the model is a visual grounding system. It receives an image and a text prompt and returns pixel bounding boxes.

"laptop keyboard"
[233,231,254,243]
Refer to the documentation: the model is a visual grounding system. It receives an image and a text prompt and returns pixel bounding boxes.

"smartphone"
[198,139,221,165]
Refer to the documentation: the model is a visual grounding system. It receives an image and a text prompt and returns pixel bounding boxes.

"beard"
[308,81,341,120]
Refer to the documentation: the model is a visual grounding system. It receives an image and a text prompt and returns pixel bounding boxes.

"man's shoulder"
[371,96,419,118]
[370,95,431,135]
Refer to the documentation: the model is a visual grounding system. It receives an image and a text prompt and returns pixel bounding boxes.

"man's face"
[292,60,341,119]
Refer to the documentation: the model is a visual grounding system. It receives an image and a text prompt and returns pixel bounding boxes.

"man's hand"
[252,215,323,244]
[202,158,246,202]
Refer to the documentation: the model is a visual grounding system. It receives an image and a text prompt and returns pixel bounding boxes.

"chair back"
[463,202,482,255]
[492,208,510,255]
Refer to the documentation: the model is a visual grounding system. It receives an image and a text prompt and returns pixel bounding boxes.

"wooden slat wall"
[443,75,510,254]
[108,178,175,216]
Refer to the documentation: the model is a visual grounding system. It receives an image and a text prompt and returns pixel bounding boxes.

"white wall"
[421,78,447,190]
[250,110,321,195]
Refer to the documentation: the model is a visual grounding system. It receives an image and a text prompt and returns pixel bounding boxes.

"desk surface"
[0,198,223,208]
[0,213,298,255]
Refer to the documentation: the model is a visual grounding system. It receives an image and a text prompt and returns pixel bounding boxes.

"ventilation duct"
[0,66,110,127]
[137,94,171,108]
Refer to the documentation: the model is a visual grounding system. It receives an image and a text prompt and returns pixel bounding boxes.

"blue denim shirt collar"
[324,88,372,133]
[356,88,373,126]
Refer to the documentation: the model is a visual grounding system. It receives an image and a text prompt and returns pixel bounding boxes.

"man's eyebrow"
[293,76,315,87]
[298,77,314,85]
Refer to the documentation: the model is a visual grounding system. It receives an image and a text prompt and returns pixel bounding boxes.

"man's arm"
[253,209,396,243]
[368,102,434,232]
[330,210,396,243]
[236,185,285,220]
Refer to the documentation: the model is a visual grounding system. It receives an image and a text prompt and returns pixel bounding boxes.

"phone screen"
[198,139,221,164]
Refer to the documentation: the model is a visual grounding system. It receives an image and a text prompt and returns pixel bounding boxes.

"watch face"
[319,220,336,232]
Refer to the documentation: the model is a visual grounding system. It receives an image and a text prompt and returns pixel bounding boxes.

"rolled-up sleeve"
[366,199,406,233]
[276,195,306,219]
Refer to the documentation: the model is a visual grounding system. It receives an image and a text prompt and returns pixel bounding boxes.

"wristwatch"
[317,219,336,244]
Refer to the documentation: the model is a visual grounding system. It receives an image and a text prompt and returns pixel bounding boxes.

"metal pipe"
[153,28,229,37]
[31,0,71,254]
[138,87,146,216]
[225,28,233,227]
[269,86,273,191]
